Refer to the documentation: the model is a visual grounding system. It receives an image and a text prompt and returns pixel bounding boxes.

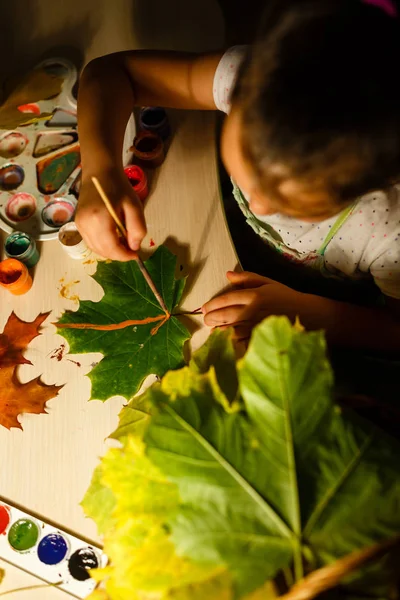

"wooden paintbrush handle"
[91,176,169,316]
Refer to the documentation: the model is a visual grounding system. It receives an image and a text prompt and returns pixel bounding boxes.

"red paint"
[149,238,155,247]
[124,165,149,203]
[18,103,41,115]
[0,505,10,534]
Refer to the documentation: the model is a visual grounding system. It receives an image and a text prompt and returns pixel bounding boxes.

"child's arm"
[76,51,223,260]
[202,271,400,351]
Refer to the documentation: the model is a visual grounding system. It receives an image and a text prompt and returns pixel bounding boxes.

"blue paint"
[139,107,170,140]
[38,533,68,565]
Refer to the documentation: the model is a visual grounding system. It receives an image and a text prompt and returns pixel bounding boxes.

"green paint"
[8,237,29,253]
[8,519,39,551]
[37,148,80,194]
[5,232,39,268]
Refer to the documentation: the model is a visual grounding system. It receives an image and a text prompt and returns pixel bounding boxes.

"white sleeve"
[213,46,247,114]
[370,233,400,299]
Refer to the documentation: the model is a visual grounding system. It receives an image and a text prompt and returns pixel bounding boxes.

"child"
[76,0,400,351]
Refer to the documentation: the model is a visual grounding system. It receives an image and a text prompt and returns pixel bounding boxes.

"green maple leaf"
[56,246,189,401]
[83,318,400,600]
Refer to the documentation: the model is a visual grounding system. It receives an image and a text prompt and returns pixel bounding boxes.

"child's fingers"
[202,289,258,315]
[95,231,138,261]
[204,305,248,327]
[227,270,274,288]
[84,213,138,261]
[122,195,147,252]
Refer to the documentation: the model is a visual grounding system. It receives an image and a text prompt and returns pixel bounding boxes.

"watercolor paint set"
[0,57,135,241]
[0,501,106,598]
[0,58,80,241]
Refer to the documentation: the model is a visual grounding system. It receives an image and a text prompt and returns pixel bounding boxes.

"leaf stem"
[293,540,304,582]
[173,309,203,316]
[282,566,294,590]
[276,342,303,580]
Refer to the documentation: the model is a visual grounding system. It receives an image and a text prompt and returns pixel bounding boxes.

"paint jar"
[139,106,171,140]
[58,222,91,260]
[5,231,39,268]
[124,165,149,203]
[131,131,164,169]
[0,259,33,295]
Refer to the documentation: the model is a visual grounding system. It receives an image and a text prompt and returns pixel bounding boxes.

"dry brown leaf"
[0,312,50,368]
[0,366,63,430]
[0,312,63,430]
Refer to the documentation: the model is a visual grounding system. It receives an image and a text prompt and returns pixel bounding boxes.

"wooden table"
[0,1,237,596]
[0,110,238,598]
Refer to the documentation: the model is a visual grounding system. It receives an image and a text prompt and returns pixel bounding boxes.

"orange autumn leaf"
[0,366,63,430]
[0,312,63,430]
[0,312,50,368]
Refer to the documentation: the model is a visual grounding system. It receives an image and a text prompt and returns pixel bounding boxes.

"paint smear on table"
[49,343,66,361]
[58,278,80,302]
[67,358,81,367]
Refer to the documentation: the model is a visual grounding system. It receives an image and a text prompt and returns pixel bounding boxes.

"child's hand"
[202,271,303,342]
[75,168,147,261]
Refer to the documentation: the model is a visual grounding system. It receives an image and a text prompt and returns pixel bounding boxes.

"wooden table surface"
[0,1,237,596]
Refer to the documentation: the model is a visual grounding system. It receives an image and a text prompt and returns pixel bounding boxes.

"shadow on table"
[131,0,224,52]
[0,0,97,86]
[162,235,205,307]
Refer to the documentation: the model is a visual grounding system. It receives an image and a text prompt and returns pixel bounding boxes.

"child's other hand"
[202,271,303,342]
[75,168,147,261]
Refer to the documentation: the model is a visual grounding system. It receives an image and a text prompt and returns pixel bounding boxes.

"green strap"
[317,202,356,256]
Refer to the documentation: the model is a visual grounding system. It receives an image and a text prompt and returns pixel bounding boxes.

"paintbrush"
[91,176,169,316]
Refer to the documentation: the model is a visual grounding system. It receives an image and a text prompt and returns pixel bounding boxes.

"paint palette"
[0,501,106,598]
[0,58,135,240]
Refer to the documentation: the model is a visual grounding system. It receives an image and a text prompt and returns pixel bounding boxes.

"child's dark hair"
[232,0,400,203]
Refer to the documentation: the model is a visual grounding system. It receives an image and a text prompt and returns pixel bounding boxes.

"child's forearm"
[296,293,400,352]
[78,56,135,180]
[77,51,221,181]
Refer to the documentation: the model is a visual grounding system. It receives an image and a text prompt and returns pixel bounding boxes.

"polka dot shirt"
[213,47,400,300]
